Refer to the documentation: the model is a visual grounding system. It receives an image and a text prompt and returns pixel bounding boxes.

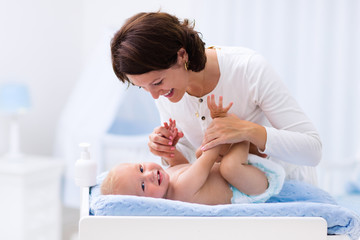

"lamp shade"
[0,83,31,114]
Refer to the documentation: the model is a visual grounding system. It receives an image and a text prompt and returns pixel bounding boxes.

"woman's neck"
[186,48,220,97]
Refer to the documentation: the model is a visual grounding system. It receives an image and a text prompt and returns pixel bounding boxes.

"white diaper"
[230,155,285,204]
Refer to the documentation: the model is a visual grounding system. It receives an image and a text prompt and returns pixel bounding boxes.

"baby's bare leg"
[207,95,267,194]
[219,142,268,195]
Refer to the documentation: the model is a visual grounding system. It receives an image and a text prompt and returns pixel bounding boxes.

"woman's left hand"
[201,114,266,152]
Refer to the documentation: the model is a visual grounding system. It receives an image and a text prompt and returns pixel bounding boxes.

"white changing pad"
[90,174,360,240]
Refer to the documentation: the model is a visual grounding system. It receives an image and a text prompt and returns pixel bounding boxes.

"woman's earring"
[184,61,189,71]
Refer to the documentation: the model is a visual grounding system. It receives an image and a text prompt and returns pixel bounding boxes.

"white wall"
[0,0,196,156]
[0,0,83,155]
[1,0,359,195]
[82,1,360,162]
[80,0,196,60]
[70,0,360,195]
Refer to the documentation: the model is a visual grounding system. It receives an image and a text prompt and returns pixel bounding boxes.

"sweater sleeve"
[247,54,322,166]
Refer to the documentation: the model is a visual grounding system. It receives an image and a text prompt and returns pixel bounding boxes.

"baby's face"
[113,162,170,198]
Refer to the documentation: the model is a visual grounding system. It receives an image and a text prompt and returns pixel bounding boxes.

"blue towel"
[90,174,360,240]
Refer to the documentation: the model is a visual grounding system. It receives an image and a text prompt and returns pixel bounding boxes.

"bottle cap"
[79,142,91,160]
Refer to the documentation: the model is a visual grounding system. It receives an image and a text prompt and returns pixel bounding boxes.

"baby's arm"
[174,144,221,199]
[175,96,233,198]
[161,119,188,167]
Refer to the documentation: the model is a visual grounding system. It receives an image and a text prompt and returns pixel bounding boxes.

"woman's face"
[127,65,189,103]
[126,49,189,103]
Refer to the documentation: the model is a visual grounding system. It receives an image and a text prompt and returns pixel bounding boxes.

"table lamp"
[0,83,31,159]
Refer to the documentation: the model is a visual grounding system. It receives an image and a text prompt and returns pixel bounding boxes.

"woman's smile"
[163,88,174,98]
[127,65,189,102]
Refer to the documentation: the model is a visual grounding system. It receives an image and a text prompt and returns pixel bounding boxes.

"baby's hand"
[207,94,233,119]
[163,118,184,146]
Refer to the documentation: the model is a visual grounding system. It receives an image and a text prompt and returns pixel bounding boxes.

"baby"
[101,95,284,205]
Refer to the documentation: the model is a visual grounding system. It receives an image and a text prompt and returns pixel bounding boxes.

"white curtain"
[56,0,360,206]
[54,29,127,207]
[54,27,162,207]
[189,0,360,193]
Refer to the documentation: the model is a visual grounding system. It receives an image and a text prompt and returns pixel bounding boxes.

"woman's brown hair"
[111,12,206,83]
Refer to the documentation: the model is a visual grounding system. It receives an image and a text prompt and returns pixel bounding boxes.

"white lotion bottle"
[75,143,97,187]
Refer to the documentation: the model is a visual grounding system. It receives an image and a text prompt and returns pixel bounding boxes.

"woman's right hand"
[148,119,184,159]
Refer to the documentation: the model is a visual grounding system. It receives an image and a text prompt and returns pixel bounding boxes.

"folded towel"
[90,176,360,240]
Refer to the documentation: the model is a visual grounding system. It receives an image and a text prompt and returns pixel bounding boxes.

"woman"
[110,11,322,185]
